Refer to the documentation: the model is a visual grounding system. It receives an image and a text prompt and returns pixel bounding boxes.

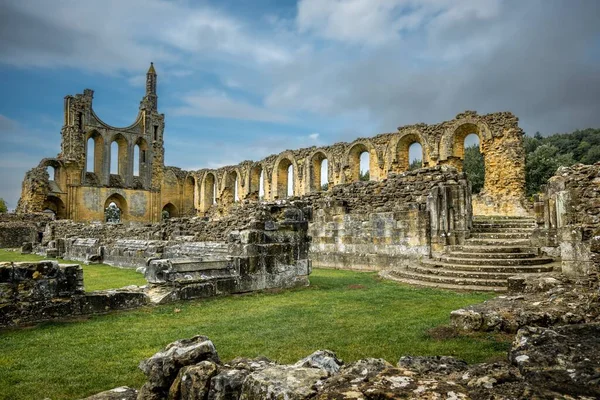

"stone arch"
[273,153,297,199]
[38,159,62,184]
[200,171,217,212]
[85,130,104,175]
[42,195,66,219]
[439,120,492,162]
[220,169,242,205]
[183,175,196,215]
[396,131,429,172]
[109,133,128,176]
[104,193,127,223]
[345,140,378,182]
[309,150,330,192]
[248,163,265,201]
[162,202,178,219]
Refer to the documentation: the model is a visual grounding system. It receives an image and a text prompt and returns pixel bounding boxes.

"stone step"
[387,268,506,288]
[473,216,535,221]
[471,226,535,233]
[472,222,536,229]
[464,238,532,246]
[409,263,530,280]
[470,232,531,240]
[444,250,538,259]
[420,258,555,273]
[447,245,539,254]
[438,255,554,266]
[380,270,507,293]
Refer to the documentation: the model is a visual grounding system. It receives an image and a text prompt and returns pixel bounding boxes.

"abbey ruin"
[2,65,599,399]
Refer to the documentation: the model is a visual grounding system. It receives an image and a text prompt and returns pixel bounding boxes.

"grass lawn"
[0,260,506,400]
[0,249,147,291]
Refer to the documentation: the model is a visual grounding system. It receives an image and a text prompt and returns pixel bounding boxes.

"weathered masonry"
[17,64,528,222]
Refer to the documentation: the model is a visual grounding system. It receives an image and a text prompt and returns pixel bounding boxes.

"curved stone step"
[409,264,529,280]
[420,258,555,273]
[380,270,507,293]
[438,255,554,266]
[444,251,538,259]
[388,268,506,288]
[465,238,532,246]
[447,245,539,254]
[470,232,531,239]
[471,227,535,233]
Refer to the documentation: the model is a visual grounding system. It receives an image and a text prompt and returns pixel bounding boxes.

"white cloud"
[168,90,290,123]
[309,133,319,140]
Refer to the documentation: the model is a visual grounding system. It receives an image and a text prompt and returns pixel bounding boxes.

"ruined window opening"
[359,152,370,181]
[234,175,239,202]
[463,133,485,194]
[259,170,264,199]
[86,137,95,173]
[46,166,56,181]
[320,158,328,191]
[77,112,83,130]
[133,145,140,176]
[213,181,217,204]
[153,126,158,141]
[105,202,121,223]
[110,142,119,174]
[287,164,294,197]
[408,142,423,170]
[141,150,146,163]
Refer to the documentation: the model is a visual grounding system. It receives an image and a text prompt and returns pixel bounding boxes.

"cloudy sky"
[0,0,599,209]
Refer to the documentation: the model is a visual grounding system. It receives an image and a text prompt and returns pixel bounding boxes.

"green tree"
[0,198,7,213]
[359,169,370,181]
[463,145,485,194]
[525,144,575,196]
[321,182,329,191]
[408,159,422,171]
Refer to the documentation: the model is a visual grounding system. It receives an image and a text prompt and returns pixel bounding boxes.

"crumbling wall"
[0,260,147,327]
[305,166,471,271]
[532,162,600,276]
[0,213,52,248]
[16,167,50,214]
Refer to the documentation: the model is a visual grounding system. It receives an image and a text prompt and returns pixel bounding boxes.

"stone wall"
[532,162,600,276]
[304,166,471,271]
[0,213,52,248]
[17,64,529,223]
[0,260,148,327]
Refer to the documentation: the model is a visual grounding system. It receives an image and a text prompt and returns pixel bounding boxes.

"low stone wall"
[0,260,147,327]
[304,166,471,271]
[532,162,600,276]
[0,213,51,248]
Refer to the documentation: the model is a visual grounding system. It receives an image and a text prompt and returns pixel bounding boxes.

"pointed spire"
[147,62,156,75]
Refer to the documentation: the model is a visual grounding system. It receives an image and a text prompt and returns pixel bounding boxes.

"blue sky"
[1,0,599,209]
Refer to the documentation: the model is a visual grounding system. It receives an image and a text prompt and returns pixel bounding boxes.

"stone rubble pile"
[451,274,599,333]
[82,327,600,400]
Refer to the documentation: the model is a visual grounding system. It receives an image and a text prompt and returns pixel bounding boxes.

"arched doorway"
[162,203,178,219]
[347,143,374,182]
[104,193,127,223]
[311,151,328,192]
[42,196,66,219]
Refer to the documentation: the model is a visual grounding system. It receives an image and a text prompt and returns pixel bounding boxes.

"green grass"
[0,249,147,291]
[0,262,507,400]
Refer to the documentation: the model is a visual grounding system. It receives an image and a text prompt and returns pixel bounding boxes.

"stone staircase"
[384,216,558,292]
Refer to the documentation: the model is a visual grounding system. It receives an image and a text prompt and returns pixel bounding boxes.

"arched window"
[133,145,140,176]
[234,175,239,202]
[86,137,95,172]
[162,203,178,219]
[46,166,56,181]
[287,164,294,197]
[408,142,423,170]
[359,151,370,181]
[259,169,264,199]
[463,133,485,194]
[110,142,119,174]
[104,194,127,223]
[276,158,294,199]
[311,152,328,191]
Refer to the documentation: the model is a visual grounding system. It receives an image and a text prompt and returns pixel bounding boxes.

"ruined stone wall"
[532,162,600,276]
[0,213,52,248]
[303,166,471,270]
[0,260,147,327]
